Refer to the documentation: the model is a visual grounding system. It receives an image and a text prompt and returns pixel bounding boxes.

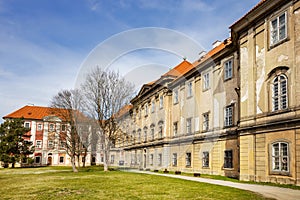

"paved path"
[126,170,300,200]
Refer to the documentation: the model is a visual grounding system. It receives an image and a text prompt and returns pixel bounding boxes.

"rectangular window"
[35,156,41,164]
[59,156,64,163]
[24,122,30,128]
[172,153,177,166]
[151,101,155,113]
[111,155,115,164]
[144,128,147,142]
[37,123,42,131]
[186,152,191,167]
[49,124,55,132]
[60,141,65,148]
[151,127,155,140]
[187,81,193,97]
[173,89,179,104]
[224,106,233,127]
[224,59,233,80]
[224,150,233,168]
[272,142,289,172]
[150,154,154,165]
[203,113,209,131]
[270,12,287,46]
[144,104,148,116]
[159,95,164,109]
[173,122,178,136]
[48,140,53,148]
[61,124,66,131]
[202,151,209,167]
[203,72,210,90]
[158,153,162,166]
[138,130,141,143]
[36,140,42,148]
[186,118,192,134]
[158,124,163,138]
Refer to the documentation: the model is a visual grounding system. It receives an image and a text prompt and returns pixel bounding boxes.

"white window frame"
[224,59,233,80]
[270,12,287,46]
[158,153,162,166]
[186,152,191,167]
[150,126,155,140]
[224,105,233,127]
[36,140,42,148]
[24,122,30,128]
[159,95,164,109]
[144,104,148,116]
[203,72,210,90]
[187,81,193,97]
[143,127,147,142]
[186,118,192,134]
[272,74,288,111]
[151,100,155,113]
[49,124,55,132]
[271,142,289,172]
[37,123,42,131]
[172,153,177,166]
[110,155,115,164]
[48,140,54,148]
[173,89,179,104]
[203,113,209,131]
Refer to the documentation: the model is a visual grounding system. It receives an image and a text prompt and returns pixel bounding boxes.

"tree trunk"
[71,156,78,173]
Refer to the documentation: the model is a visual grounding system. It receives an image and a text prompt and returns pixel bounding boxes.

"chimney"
[212,40,222,48]
[198,51,206,60]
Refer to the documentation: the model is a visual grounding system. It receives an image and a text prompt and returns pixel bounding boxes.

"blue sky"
[0,0,259,121]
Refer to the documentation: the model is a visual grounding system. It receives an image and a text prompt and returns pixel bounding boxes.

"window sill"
[270,171,290,176]
[269,37,289,50]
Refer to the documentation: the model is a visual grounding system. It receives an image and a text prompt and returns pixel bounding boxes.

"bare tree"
[50,89,86,172]
[82,67,134,171]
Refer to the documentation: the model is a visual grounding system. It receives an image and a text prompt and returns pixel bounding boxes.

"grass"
[0,166,273,200]
[151,170,300,190]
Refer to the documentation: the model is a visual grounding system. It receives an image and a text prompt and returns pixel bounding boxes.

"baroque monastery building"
[3,0,300,185]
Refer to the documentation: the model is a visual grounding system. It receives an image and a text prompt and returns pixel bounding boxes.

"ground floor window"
[202,151,209,167]
[35,156,41,164]
[272,142,289,173]
[172,153,177,166]
[224,150,233,168]
[150,154,153,166]
[158,153,162,166]
[59,156,64,163]
[186,152,191,167]
[110,155,115,164]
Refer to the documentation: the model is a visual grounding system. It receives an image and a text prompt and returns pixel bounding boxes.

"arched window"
[271,142,289,173]
[272,74,288,111]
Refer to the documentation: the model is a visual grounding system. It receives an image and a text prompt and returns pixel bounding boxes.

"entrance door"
[47,157,52,166]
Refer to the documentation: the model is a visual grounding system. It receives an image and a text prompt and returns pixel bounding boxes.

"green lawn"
[0,166,273,200]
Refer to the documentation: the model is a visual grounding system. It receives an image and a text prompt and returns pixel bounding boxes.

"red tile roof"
[3,105,62,120]
[114,105,133,118]
[162,60,193,78]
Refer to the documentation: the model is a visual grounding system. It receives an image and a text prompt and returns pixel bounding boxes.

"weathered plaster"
[240,47,249,102]
[277,54,289,62]
[256,45,265,114]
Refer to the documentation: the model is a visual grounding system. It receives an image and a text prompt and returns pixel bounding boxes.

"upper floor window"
[224,105,233,127]
[144,104,148,116]
[187,81,193,97]
[48,140,54,148]
[138,129,141,143]
[143,127,147,142]
[203,113,209,132]
[203,72,210,90]
[173,89,179,104]
[49,124,55,132]
[24,122,30,128]
[173,122,178,136]
[150,125,155,140]
[270,12,287,46]
[61,124,66,132]
[151,100,155,113]
[158,122,163,138]
[36,140,42,148]
[224,59,233,80]
[37,123,42,131]
[272,74,288,111]
[271,142,289,173]
[186,118,192,134]
[159,95,164,109]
